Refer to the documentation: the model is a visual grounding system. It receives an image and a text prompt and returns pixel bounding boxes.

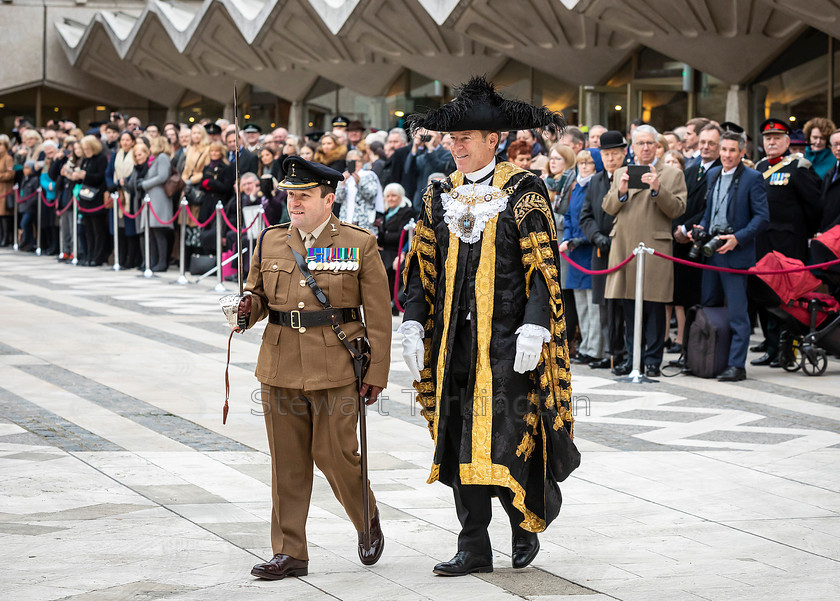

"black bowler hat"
[598,130,627,149]
[243,123,262,134]
[277,156,343,190]
[760,118,791,136]
[720,121,744,134]
[205,123,222,136]
[406,75,565,134]
[331,115,349,128]
[347,119,365,132]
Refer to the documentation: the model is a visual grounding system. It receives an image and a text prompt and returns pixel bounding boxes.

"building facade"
[1,0,838,141]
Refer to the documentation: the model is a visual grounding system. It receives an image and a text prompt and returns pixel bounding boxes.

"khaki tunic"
[602,162,687,303]
[245,212,392,389]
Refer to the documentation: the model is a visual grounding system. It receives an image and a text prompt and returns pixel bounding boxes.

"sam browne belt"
[268,307,360,330]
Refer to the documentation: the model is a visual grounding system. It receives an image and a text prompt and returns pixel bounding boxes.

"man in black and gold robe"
[400,77,580,576]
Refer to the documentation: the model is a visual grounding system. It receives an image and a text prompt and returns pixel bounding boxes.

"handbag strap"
[290,247,365,371]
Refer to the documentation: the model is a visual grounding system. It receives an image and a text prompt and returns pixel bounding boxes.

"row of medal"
[307,247,360,271]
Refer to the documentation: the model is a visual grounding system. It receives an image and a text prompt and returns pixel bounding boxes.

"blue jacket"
[700,164,769,269]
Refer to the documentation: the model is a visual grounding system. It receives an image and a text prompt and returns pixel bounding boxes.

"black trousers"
[82,211,109,264]
[443,317,528,556]
[622,299,666,367]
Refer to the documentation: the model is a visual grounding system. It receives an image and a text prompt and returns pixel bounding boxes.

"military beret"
[278,156,343,190]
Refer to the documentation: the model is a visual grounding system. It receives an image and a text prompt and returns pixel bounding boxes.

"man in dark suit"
[225,128,259,176]
[670,124,723,354]
[751,118,823,367]
[382,128,419,200]
[692,131,769,381]
[819,129,840,232]
[579,130,626,369]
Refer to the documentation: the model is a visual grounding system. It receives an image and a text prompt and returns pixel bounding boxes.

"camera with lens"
[419,134,432,143]
[688,226,711,260]
[702,225,734,256]
[689,225,733,259]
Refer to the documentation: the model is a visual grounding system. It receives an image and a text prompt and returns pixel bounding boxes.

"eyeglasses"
[577,160,595,166]
[635,141,656,147]
[831,143,840,149]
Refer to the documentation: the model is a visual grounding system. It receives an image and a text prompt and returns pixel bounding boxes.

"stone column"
[288,101,305,137]
[725,85,749,130]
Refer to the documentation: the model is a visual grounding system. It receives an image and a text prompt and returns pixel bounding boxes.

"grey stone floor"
[1,248,839,601]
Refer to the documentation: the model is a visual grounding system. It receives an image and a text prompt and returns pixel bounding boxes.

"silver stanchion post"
[35,191,42,256]
[619,243,655,384]
[111,193,121,271]
[71,197,79,265]
[12,185,19,251]
[142,195,153,278]
[213,200,226,292]
[173,197,191,285]
[57,198,64,258]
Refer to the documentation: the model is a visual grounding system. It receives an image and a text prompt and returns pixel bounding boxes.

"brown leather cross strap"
[268,307,360,329]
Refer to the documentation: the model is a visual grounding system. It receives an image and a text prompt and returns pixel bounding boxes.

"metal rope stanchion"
[172,197,191,285]
[35,191,42,256]
[619,243,655,384]
[57,196,64,259]
[12,185,19,251]
[111,193,121,271]
[142,195,154,278]
[71,197,79,265]
[214,200,227,292]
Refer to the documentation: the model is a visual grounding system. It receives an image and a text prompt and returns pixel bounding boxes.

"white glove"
[514,332,544,374]
[399,321,425,382]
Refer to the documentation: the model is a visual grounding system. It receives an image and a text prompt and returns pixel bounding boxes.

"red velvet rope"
[220,208,263,233]
[13,190,41,204]
[115,195,144,219]
[147,202,183,226]
[56,197,75,216]
[262,213,271,227]
[76,201,109,213]
[393,228,407,313]
[559,250,636,275]
[651,250,840,275]
[186,209,217,228]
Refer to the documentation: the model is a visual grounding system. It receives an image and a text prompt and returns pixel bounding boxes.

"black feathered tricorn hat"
[405,75,566,135]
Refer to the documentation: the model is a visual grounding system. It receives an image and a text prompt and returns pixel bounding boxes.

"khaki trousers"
[261,382,376,561]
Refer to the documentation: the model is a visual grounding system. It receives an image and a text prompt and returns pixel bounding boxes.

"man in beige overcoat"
[603,125,687,377]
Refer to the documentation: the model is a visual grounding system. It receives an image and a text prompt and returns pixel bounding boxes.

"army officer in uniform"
[236,156,392,579]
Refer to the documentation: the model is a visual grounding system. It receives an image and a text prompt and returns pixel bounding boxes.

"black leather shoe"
[589,357,611,369]
[717,366,746,382]
[571,353,593,365]
[750,340,767,353]
[251,554,308,580]
[769,359,782,368]
[358,508,384,566]
[433,551,493,576]
[645,364,661,377]
[750,352,773,366]
[512,532,539,569]
[612,361,631,376]
[667,343,683,355]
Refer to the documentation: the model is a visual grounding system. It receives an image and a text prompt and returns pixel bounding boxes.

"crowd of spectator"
[3,109,839,376]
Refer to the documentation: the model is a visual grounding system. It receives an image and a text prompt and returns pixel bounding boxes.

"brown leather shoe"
[250,554,308,580]
[358,507,384,566]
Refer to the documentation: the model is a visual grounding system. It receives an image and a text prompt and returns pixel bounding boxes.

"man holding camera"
[690,131,769,381]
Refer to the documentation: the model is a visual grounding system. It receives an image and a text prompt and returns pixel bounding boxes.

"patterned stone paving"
[1,248,838,601]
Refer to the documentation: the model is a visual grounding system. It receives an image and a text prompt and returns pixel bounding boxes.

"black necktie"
[833,162,840,182]
[697,165,706,181]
